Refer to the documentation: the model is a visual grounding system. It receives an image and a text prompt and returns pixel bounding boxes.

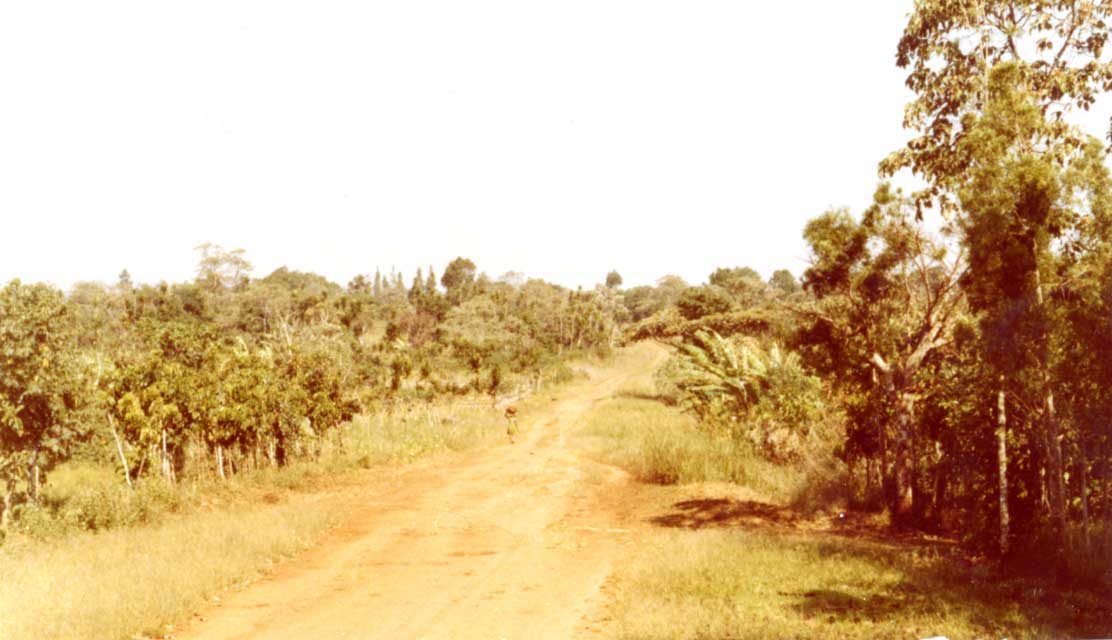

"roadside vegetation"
[6,2,1112,638]
[604,528,1111,640]
[0,362,583,640]
[615,1,1112,596]
[0,250,612,639]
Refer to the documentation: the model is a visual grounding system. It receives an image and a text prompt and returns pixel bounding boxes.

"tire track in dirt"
[177,347,665,640]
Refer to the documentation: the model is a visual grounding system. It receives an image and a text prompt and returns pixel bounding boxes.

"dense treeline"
[633,1,1112,577]
[0,251,624,527]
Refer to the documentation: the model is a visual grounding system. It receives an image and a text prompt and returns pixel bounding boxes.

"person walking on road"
[505,405,519,443]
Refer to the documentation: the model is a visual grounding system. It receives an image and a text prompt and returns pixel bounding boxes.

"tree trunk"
[1044,390,1067,547]
[890,391,916,524]
[108,414,133,488]
[1103,438,1111,566]
[930,440,946,526]
[1079,445,1091,554]
[1032,244,1067,547]
[27,448,41,503]
[160,427,173,484]
[997,385,1010,557]
[864,456,873,500]
[1,477,15,530]
[216,445,226,481]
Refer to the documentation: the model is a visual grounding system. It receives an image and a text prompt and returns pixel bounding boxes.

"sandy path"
[177,351,659,640]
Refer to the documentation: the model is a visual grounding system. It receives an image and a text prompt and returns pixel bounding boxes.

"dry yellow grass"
[0,496,335,640]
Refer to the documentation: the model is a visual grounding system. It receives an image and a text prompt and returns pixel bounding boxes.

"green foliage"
[622,275,689,322]
[627,308,773,343]
[441,257,477,305]
[768,269,800,295]
[675,285,735,321]
[659,331,824,461]
[0,280,90,525]
[883,0,1112,215]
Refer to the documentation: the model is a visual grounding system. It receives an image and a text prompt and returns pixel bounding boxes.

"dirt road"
[178,350,661,640]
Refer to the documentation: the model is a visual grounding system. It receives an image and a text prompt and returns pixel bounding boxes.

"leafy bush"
[656,331,825,461]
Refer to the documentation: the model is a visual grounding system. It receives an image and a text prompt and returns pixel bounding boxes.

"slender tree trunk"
[1032,245,1067,546]
[108,415,133,488]
[931,440,946,525]
[216,445,226,480]
[997,385,1010,557]
[1,477,15,529]
[1044,390,1067,545]
[27,448,41,503]
[161,427,173,484]
[864,456,873,500]
[1079,445,1090,554]
[1103,438,1111,565]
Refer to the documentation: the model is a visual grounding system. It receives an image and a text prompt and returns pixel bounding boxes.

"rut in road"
[178,349,662,640]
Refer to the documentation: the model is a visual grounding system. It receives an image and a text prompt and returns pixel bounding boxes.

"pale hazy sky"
[1,2,1107,291]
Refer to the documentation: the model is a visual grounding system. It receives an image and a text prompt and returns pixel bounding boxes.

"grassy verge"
[577,349,1111,639]
[602,528,1111,639]
[0,496,335,640]
[577,390,811,504]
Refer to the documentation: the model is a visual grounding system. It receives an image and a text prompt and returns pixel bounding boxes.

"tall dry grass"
[577,391,816,504]
[0,498,334,640]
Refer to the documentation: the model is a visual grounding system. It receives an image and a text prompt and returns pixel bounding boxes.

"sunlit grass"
[603,528,1111,639]
[0,497,334,640]
[577,391,809,503]
[578,352,1111,639]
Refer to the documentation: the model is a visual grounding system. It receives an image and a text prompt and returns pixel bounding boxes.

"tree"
[425,266,437,294]
[194,243,253,291]
[605,270,623,289]
[955,62,1112,555]
[675,285,735,321]
[348,274,371,294]
[441,257,477,305]
[799,186,965,524]
[882,0,1112,216]
[709,267,767,306]
[0,281,89,526]
[117,269,133,291]
[769,269,800,295]
[408,267,426,306]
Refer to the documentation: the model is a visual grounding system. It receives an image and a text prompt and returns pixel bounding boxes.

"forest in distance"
[6,1,1112,638]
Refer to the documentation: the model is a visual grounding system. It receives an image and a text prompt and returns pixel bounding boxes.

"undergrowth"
[577,390,837,506]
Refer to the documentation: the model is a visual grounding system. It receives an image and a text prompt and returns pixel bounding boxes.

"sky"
[1,1,1108,292]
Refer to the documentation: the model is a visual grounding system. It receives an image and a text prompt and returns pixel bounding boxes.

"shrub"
[656,331,825,461]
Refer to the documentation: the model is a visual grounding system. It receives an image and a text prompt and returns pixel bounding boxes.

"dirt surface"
[177,351,663,640]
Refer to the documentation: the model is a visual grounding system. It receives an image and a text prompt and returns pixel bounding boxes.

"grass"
[578,347,1111,639]
[577,390,816,504]
[601,528,1112,639]
[0,392,535,640]
[0,495,336,640]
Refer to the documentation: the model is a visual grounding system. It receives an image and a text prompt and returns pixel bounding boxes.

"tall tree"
[882,0,1112,217]
[799,186,965,524]
[441,257,477,306]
